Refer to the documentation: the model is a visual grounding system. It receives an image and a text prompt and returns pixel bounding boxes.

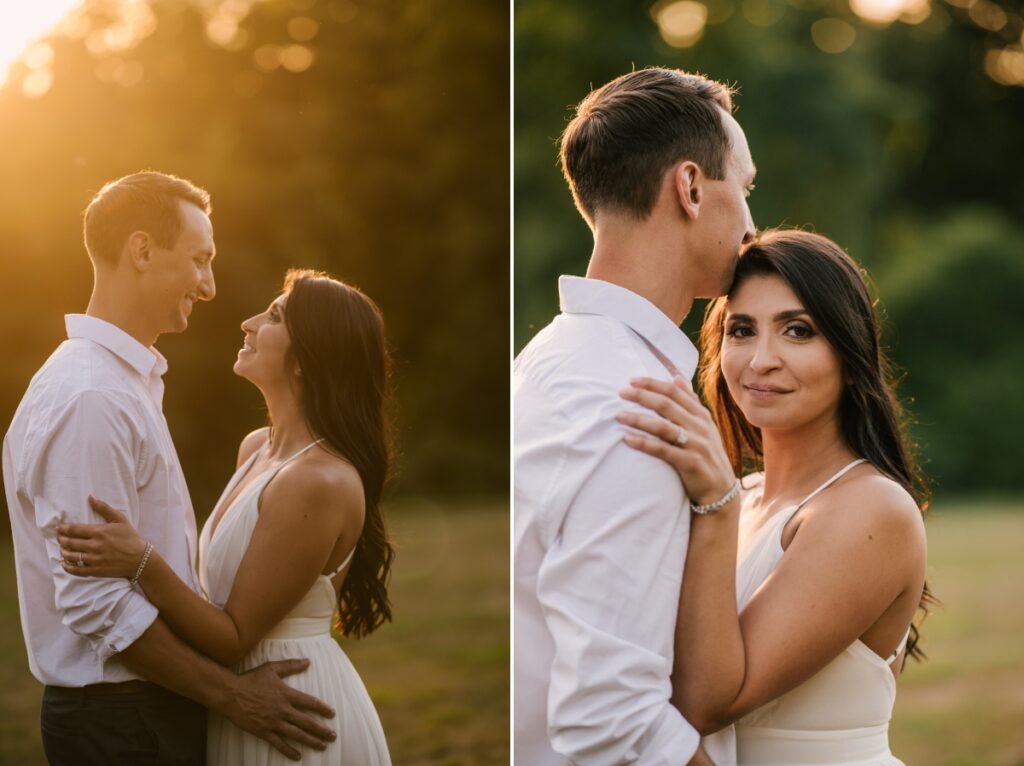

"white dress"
[732,460,908,766]
[199,440,392,766]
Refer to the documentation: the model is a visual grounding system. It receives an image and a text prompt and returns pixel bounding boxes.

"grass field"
[3,500,1023,765]
[889,500,1024,766]
[0,498,509,766]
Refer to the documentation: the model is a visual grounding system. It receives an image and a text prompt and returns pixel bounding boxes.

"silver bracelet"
[691,479,741,515]
[130,542,154,585]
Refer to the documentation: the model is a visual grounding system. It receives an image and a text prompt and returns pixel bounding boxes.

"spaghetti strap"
[270,438,354,580]
[277,437,325,468]
[886,627,912,665]
[328,545,357,578]
[766,459,869,550]
[794,459,868,510]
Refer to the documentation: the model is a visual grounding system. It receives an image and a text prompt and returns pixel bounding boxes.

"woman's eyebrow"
[725,309,809,323]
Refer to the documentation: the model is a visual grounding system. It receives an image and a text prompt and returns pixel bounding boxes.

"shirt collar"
[558,275,699,379]
[65,314,168,380]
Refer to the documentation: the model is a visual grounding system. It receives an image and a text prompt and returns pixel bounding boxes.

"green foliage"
[879,210,1024,491]
[514,0,1024,492]
[0,0,509,509]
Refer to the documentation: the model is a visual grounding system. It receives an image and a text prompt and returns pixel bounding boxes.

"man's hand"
[221,659,337,761]
[687,744,716,766]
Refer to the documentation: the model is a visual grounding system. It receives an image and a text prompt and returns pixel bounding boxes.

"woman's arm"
[174,459,360,664]
[617,375,747,727]
[216,459,363,663]
[619,376,926,734]
[703,483,923,730]
[60,462,361,664]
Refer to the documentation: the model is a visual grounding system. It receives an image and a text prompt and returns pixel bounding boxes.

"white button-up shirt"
[514,276,735,766]
[3,314,200,686]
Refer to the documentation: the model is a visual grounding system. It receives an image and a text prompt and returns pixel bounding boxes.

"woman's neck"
[262,388,317,461]
[758,414,858,510]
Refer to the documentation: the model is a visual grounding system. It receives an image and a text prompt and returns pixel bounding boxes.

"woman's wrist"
[691,479,741,515]
[129,542,154,585]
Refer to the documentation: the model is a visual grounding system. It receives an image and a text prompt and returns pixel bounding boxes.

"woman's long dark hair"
[282,269,395,638]
[698,229,935,661]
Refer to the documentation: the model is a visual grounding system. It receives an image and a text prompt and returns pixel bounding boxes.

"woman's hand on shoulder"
[617,375,737,507]
[57,496,147,579]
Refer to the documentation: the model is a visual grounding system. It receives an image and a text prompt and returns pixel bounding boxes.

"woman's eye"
[725,324,754,338]
[785,323,815,339]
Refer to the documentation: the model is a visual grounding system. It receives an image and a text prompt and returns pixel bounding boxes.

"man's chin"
[165,315,189,334]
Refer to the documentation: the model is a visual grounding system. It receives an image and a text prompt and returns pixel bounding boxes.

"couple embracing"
[3,172,393,764]
[514,68,931,765]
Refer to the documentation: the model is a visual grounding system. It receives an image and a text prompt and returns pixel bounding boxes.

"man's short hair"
[559,68,735,226]
[83,171,212,265]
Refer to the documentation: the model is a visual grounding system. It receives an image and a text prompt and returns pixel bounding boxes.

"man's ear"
[674,161,702,221]
[125,230,153,272]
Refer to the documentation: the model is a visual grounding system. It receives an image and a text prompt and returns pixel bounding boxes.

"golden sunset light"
[0,2,85,89]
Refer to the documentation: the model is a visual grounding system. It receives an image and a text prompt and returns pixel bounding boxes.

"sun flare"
[0,2,84,88]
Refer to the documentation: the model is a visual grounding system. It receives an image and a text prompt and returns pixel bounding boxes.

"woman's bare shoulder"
[236,427,270,468]
[806,468,925,546]
[266,447,366,523]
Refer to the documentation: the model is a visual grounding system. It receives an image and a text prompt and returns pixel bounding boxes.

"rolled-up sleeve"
[25,389,158,660]
[537,419,700,765]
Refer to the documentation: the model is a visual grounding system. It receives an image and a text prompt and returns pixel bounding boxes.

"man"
[514,69,757,765]
[3,172,335,765]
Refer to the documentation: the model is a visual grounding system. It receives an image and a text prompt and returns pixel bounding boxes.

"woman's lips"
[744,384,792,400]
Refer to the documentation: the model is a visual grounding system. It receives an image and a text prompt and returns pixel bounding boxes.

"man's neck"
[586,223,694,325]
[86,283,157,348]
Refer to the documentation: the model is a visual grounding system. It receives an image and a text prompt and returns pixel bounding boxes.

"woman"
[617,229,931,765]
[57,269,394,765]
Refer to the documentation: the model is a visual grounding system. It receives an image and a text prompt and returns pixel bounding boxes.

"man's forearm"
[119,615,337,758]
[118,615,234,711]
[138,553,247,665]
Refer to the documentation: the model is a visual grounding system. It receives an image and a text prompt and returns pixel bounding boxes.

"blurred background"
[516,0,1022,763]
[0,1,508,764]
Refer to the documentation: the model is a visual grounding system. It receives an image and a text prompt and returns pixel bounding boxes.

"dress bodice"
[198,441,391,765]
[197,441,352,638]
[732,461,907,765]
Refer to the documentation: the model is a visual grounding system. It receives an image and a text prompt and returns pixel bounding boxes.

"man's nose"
[742,208,756,245]
[198,265,216,301]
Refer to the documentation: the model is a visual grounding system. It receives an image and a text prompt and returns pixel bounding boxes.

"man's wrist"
[195,664,237,711]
